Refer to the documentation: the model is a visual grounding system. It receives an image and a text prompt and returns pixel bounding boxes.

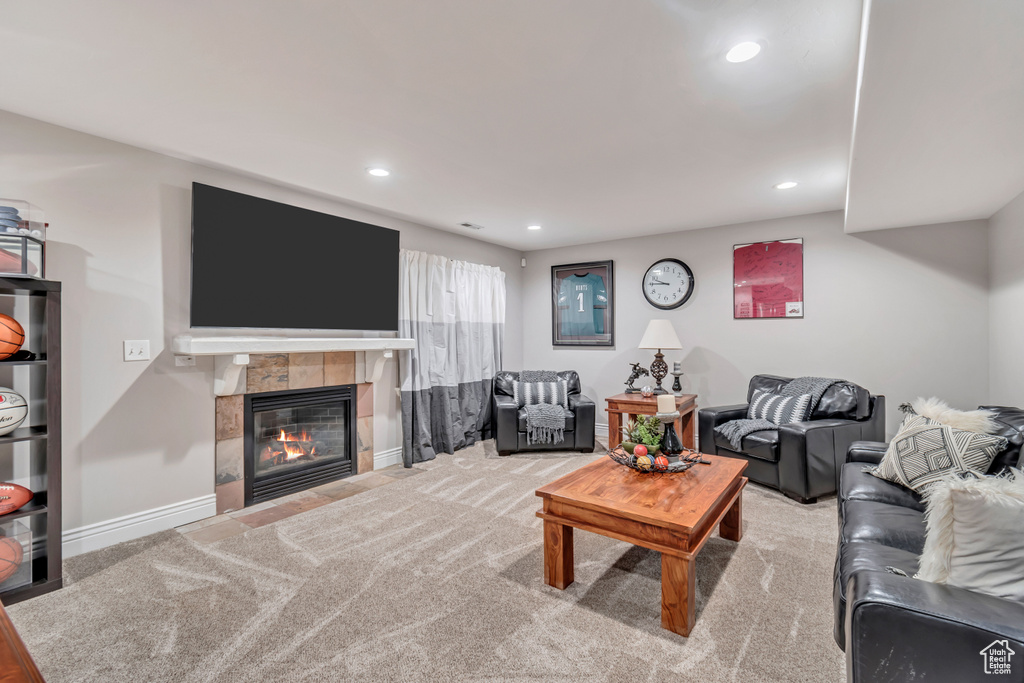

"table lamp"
[638,319,682,395]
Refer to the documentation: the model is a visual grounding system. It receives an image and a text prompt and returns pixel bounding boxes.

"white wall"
[989,189,1024,407]
[0,109,523,533]
[520,211,991,440]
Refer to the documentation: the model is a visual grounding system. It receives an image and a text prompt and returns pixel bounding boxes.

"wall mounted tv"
[190,183,399,331]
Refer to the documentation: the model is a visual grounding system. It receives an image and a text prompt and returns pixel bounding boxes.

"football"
[0,482,32,515]
[0,536,24,583]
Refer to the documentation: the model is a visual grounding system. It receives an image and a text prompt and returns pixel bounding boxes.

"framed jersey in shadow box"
[551,260,614,347]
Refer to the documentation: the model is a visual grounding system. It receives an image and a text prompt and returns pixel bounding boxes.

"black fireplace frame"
[243,384,357,506]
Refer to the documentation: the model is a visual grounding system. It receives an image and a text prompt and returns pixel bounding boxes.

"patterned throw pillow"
[746,388,812,425]
[514,380,569,409]
[869,414,1008,492]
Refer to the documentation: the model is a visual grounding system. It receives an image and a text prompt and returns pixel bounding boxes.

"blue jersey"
[558,273,608,336]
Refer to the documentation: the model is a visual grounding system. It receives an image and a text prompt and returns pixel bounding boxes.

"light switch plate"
[124,340,150,362]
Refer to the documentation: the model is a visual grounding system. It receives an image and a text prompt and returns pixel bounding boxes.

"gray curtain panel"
[399,250,505,466]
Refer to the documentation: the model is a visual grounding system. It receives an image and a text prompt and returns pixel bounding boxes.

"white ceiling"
[1,1,1018,248]
[0,0,861,250]
[845,0,1024,233]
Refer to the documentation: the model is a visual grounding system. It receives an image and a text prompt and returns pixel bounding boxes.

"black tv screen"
[190,183,399,331]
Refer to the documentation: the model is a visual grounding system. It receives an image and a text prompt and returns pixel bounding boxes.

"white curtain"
[399,249,506,466]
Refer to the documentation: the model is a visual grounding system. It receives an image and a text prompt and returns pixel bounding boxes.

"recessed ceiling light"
[726,42,762,63]
[527,225,542,231]
[774,181,798,190]
[366,167,390,177]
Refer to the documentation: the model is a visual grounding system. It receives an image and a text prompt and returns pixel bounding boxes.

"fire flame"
[278,429,312,460]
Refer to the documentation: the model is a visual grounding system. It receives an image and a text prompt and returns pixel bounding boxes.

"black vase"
[662,422,682,456]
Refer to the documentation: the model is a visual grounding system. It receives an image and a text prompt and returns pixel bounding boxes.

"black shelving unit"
[0,277,61,604]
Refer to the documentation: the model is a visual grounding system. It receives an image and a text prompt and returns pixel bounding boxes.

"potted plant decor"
[620,415,663,455]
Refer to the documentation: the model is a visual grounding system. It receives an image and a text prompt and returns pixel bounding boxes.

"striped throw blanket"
[516,370,569,445]
[714,377,844,450]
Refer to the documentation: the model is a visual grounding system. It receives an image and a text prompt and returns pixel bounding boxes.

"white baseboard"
[62,494,217,558]
[595,423,609,439]
[374,446,403,469]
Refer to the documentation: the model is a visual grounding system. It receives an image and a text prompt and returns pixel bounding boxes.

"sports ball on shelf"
[633,444,648,458]
[0,482,31,515]
[653,455,670,472]
[635,454,653,471]
[0,536,23,583]
[0,315,24,361]
[0,388,27,436]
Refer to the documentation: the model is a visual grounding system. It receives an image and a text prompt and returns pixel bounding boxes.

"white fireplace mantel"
[172,335,415,396]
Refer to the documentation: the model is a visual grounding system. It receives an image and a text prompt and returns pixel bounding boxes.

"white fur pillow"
[917,469,1024,603]
[912,397,999,434]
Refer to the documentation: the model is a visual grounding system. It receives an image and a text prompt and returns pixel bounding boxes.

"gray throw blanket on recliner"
[715,376,844,450]
[518,370,567,445]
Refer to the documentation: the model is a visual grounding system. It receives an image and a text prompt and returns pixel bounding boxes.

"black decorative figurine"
[624,362,649,394]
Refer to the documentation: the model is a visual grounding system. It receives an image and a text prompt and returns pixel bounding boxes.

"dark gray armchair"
[698,374,885,503]
[493,370,596,456]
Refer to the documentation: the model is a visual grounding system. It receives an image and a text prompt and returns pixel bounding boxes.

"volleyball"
[0,388,28,436]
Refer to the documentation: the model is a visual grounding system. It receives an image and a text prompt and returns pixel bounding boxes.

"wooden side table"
[605,393,698,450]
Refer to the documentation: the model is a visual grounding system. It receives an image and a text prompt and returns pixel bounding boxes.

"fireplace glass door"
[244,386,356,505]
[254,402,349,478]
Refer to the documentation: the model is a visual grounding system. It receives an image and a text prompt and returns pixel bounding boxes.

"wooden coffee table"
[535,454,747,637]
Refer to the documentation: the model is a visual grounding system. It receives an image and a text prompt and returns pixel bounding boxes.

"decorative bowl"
[607,446,709,474]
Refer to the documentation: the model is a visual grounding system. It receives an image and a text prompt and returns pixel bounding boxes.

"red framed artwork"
[733,238,803,319]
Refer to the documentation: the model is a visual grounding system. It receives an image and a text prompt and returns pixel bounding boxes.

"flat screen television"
[190,183,399,331]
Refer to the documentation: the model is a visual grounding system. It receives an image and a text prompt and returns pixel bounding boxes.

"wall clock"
[643,258,694,309]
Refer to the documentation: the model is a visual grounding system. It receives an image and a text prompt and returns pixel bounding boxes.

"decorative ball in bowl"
[607,445,708,474]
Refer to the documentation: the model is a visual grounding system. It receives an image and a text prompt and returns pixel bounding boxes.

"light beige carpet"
[9,442,844,682]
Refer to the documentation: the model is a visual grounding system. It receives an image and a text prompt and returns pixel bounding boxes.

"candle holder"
[671,371,683,396]
[656,411,683,456]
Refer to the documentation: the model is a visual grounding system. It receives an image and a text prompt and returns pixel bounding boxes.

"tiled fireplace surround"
[214,351,374,513]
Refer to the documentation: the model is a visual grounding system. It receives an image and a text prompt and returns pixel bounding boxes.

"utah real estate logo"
[980,640,1015,675]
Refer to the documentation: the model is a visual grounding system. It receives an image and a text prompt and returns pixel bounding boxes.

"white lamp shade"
[638,319,682,350]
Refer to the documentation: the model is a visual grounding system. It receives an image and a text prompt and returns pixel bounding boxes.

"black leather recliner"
[698,375,885,503]
[493,371,595,456]
[835,406,1024,682]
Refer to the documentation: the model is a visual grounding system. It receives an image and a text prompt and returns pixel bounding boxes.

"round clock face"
[643,259,694,309]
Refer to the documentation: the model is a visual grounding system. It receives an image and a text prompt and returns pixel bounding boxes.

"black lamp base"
[649,349,668,394]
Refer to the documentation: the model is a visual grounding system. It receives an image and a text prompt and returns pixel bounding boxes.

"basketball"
[0,388,27,436]
[0,536,24,584]
[0,314,24,360]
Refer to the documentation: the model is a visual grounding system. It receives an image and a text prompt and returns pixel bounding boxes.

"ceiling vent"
[459,222,484,230]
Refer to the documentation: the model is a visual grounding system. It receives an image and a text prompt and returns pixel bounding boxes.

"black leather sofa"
[835,406,1024,683]
[698,375,885,503]
[493,371,595,456]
